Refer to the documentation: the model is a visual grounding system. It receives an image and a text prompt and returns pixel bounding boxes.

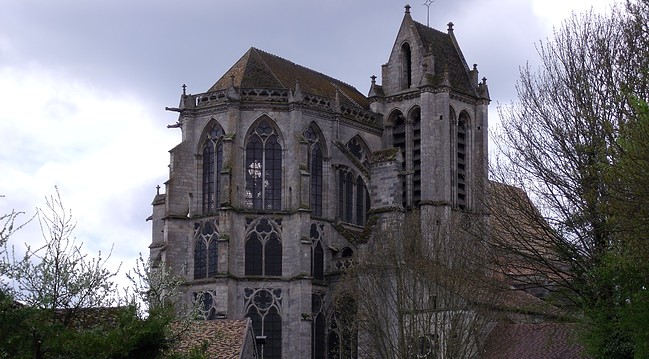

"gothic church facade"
[149,6,490,358]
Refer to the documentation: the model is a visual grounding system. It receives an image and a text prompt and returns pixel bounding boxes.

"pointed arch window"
[245,218,282,276]
[193,220,218,280]
[390,108,420,208]
[312,293,326,359]
[193,291,217,320]
[245,119,282,210]
[305,124,324,217]
[202,123,224,214]
[327,297,358,359]
[456,112,469,210]
[245,288,283,359]
[337,168,369,226]
[310,223,325,281]
[401,42,412,89]
[412,108,421,205]
[391,111,407,207]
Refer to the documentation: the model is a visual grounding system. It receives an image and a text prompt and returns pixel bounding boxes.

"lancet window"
[245,218,282,276]
[401,42,412,89]
[245,288,283,359]
[327,297,358,359]
[390,107,421,208]
[193,220,218,280]
[337,168,369,226]
[202,122,224,214]
[310,223,325,281]
[312,293,326,359]
[245,119,282,210]
[455,110,470,210]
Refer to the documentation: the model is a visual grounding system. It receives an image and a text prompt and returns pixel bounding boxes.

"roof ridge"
[412,19,447,37]
[251,47,361,93]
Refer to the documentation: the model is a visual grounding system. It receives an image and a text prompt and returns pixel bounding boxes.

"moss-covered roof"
[210,48,370,110]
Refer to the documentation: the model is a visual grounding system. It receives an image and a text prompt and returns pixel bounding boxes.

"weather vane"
[423,0,435,27]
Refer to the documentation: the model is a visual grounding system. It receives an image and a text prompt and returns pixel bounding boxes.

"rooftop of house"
[483,321,586,359]
[169,318,255,358]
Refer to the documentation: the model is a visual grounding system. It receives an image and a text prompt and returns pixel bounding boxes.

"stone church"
[149,5,490,358]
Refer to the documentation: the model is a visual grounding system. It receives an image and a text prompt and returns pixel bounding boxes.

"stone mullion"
[221,136,234,208]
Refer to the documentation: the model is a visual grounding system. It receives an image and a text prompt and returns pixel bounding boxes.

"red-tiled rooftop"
[170,318,253,358]
[483,322,586,359]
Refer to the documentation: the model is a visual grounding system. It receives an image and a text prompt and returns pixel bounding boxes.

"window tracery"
[245,288,283,359]
[193,290,218,320]
[312,293,326,359]
[327,297,358,359]
[310,223,325,280]
[346,136,370,169]
[193,219,218,280]
[245,119,282,210]
[245,218,282,276]
[202,122,224,214]
[305,124,324,216]
[337,167,369,226]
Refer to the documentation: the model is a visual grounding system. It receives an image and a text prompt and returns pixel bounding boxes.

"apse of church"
[149,5,489,358]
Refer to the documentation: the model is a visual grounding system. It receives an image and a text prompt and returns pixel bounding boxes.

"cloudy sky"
[0,0,616,288]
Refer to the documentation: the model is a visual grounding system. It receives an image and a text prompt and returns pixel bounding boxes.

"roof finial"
[156,185,161,195]
[447,22,454,32]
[404,4,411,14]
[182,84,187,96]
[370,75,377,85]
[423,0,435,27]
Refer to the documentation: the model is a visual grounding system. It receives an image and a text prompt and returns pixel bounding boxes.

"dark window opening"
[457,114,468,210]
[401,42,412,89]
[245,219,282,277]
[202,123,224,214]
[245,119,282,211]
[194,221,218,279]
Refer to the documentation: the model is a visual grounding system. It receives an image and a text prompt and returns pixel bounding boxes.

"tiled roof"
[483,322,586,359]
[412,21,477,97]
[209,48,370,110]
[170,319,253,358]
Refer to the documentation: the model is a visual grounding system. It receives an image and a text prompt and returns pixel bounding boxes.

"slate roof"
[210,47,370,110]
[483,322,586,359]
[170,319,254,358]
[411,21,478,97]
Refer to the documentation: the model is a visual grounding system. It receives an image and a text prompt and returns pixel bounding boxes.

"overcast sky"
[0,0,617,288]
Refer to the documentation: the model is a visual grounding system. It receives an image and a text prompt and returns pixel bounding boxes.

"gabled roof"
[483,322,586,359]
[411,21,477,97]
[209,47,370,110]
[170,319,257,358]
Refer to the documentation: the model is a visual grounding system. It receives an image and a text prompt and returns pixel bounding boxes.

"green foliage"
[494,0,649,357]
[0,189,204,359]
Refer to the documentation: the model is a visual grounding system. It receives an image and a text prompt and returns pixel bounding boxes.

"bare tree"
[337,212,501,359]
[8,188,119,325]
[491,0,649,356]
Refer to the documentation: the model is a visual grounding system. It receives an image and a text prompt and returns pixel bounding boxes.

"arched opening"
[401,42,412,89]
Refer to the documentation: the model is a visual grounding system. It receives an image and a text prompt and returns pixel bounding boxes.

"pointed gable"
[381,7,478,98]
[411,22,477,97]
[209,48,370,110]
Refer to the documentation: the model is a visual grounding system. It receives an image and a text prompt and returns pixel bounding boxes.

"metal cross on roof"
[423,0,435,27]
